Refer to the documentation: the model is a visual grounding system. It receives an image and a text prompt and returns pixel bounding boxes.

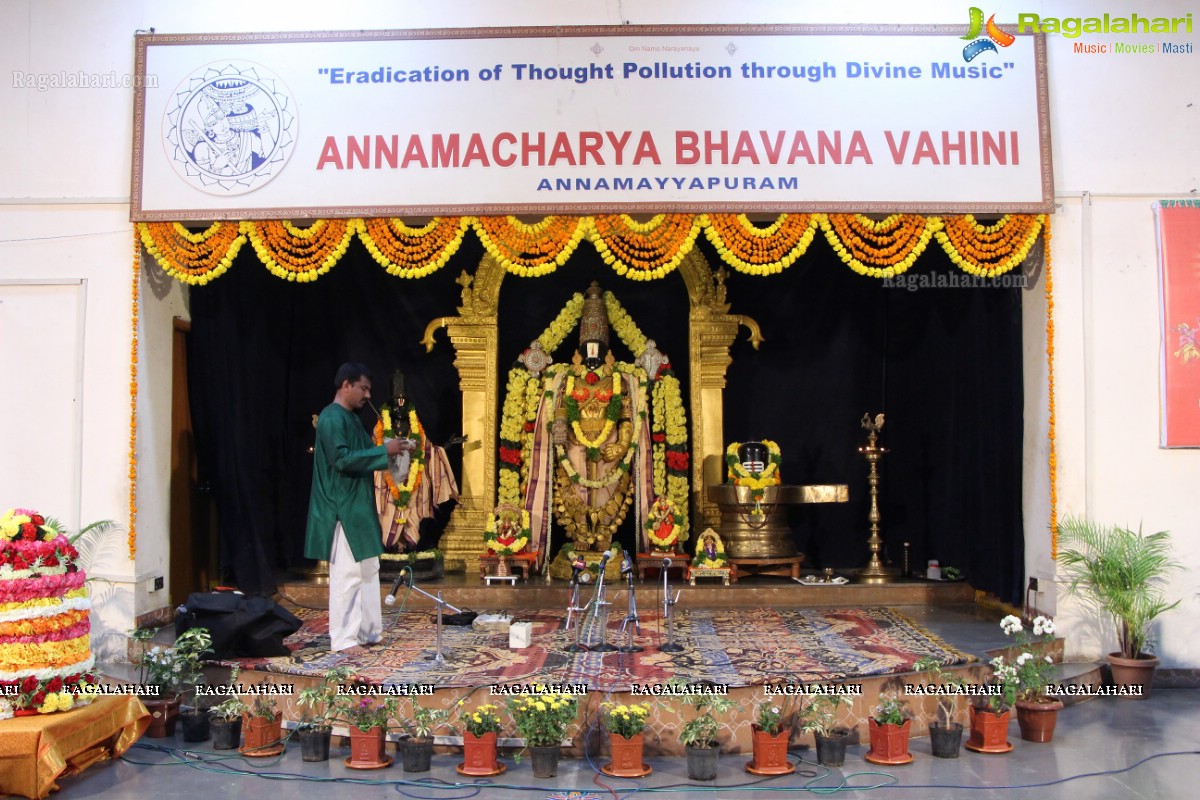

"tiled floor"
[54,604,1199,799]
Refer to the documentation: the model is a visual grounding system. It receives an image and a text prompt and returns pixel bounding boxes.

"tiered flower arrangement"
[725,440,782,518]
[372,402,426,513]
[0,509,99,717]
[140,214,1049,286]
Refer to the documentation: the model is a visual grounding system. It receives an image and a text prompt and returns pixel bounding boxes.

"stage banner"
[131,25,1053,221]
[1156,202,1200,448]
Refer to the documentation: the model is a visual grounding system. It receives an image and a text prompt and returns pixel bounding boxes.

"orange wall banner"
[1156,201,1200,447]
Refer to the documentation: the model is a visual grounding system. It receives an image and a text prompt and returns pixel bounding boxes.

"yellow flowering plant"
[599,701,652,739]
[507,691,580,747]
[458,702,503,737]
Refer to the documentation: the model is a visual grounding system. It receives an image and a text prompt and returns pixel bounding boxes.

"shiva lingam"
[855,413,897,584]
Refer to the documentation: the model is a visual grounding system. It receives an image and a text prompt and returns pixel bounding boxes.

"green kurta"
[305,402,388,562]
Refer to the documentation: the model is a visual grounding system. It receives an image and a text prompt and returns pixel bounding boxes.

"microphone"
[383,566,411,607]
[570,554,586,585]
[598,549,613,568]
[661,557,672,568]
[621,550,633,576]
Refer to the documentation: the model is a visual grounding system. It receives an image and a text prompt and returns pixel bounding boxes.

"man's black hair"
[334,362,372,389]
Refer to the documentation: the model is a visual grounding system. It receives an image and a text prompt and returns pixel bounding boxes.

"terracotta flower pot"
[745,726,794,776]
[865,718,913,765]
[240,714,284,757]
[457,731,505,776]
[965,706,1012,754]
[347,725,391,769]
[1108,652,1159,698]
[1015,698,1064,743]
[602,732,652,778]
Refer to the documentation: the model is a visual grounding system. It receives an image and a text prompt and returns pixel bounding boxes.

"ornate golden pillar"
[678,250,763,530]
[421,257,505,573]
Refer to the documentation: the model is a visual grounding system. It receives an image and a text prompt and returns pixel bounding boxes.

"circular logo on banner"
[163,62,296,195]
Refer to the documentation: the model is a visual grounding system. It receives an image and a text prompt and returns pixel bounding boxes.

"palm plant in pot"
[864,693,912,766]
[673,682,740,781]
[401,700,452,772]
[913,656,967,758]
[1057,516,1182,698]
[295,666,353,762]
[507,690,580,778]
[797,693,850,767]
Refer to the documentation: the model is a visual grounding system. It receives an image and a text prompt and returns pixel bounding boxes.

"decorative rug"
[230,606,973,692]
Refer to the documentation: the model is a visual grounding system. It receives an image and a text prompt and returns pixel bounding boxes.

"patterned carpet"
[232,606,972,692]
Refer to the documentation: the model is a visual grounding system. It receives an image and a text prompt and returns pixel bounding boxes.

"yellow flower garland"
[590,214,701,280]
[935,214,1045,278]
[137,221,246,285]
[244,219,354,282]
[819,213,942,278]
[1044,217,1057,558]
[372,407,425,508]
[129,226,140,557]
[473,215,589,277]
[357,216,468,278]
[702,213,819,275]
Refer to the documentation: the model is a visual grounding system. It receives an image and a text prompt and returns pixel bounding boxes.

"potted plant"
[913,656,969,758]
[797,693,850,767]
[241,692,284,757]
[208,666,248,750]
[966,656,1017,754]
[996,615,1064,742]
[171,628,215,743]
[295,666,353,762]
[333,694,398,769]
[455,702,505,776]
[1057,517,1182,698]
[746,692,799,776]
[675,686,739,780]
[865,694,912,765]
[402,701,452,772]
[507,690,580,778]
[131,626,212,738]
[599,701,653,778]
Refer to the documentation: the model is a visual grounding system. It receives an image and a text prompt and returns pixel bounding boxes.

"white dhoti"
[328,522,382,652]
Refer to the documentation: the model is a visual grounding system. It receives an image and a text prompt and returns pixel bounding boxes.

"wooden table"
[0,695,149,799]
[727,555,805,583]
[635,553,690,581]
[477,551,539,582]
[687,565,736,585]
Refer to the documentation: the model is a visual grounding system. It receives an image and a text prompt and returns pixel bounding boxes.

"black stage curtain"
[187,227,1024,604]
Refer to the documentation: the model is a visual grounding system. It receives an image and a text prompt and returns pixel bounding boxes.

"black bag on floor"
[175,592,301,658]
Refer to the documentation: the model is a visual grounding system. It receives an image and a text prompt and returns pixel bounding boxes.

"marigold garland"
[245,219,354,282]
[484,507,531,555]
[935,214,1045,278]
[590,214,701,280]
[473,215,589,277]
[357,217,468,278]
[820,213,943,278]
[1044,217,1057,558]
[137,221,245,285]
[537,293,585,353]
[372,406,426,508]
[702,213,819,275]
[129,228,140,558]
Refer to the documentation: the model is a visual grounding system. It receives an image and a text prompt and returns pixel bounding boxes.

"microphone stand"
[618,555,643,653]
[586,553,617,652]
[658,558,685,653]
[397,570,463,665]
[564,570,591,653]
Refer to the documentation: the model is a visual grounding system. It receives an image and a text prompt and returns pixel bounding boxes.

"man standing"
[306,363,410,656]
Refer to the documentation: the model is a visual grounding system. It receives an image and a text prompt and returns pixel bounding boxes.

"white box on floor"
[509,621,533,648]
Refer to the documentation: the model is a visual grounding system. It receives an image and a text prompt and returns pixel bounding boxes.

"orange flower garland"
[129,227,139,558]
[245,219,354,282]
[702,213,818,275]
[820,213,942,278]
[472,215,588,277]
[357,217,468,278]
[137,221,245,285]
[590,213,701,280]
[1044,217,1057,558]
[935,214,1045,277]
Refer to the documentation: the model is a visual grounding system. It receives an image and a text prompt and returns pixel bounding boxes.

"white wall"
[1,0,1198,665]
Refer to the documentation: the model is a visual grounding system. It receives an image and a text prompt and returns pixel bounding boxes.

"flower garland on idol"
[726,440,782,518]
[372,405,426,511]
[0,508,98,717]
[484,506,531,556]
[645,494,680,553]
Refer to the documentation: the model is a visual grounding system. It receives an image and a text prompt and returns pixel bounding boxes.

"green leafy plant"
[599,701,651,739]
[913,656,968,725]
[674,684,739,749]
[1057,517,1182,659]
[999,615,1058,701]
[131,626,212,700]
[408,701,453,740]
[210,666,249,721]
[873,694,907,726]
[296,666,354,730]
[507,691,579,748]
[457,702,503,737]
[246,692,280,721]
[796,693,848,738]
[335,695,397,732]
